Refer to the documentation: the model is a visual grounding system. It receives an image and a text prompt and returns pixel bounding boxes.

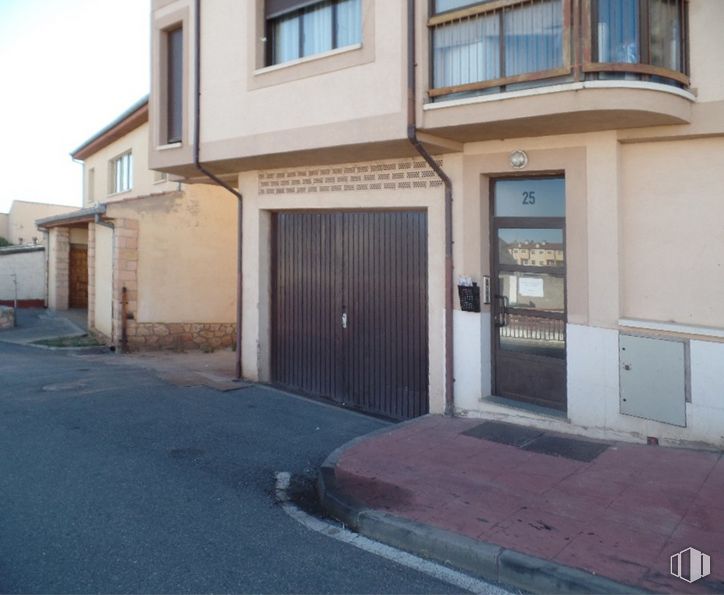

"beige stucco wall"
[82,122,176,207]
[0,249,45,301]
[688,1,724,103]
[69,228,89,245]
[620,137,724,329]
[105,185,236,324]
[5,201,76,245]
[94,224,114,338]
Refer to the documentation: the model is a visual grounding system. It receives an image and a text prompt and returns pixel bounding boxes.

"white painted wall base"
[567,324,724,448]
[453,310,482,411]
[0,249,45,301]
[454,322,724,448]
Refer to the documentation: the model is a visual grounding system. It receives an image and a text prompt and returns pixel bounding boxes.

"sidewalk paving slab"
[318,415,724,594]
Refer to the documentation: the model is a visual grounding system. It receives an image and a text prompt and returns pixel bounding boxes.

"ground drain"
[462,421,609,463]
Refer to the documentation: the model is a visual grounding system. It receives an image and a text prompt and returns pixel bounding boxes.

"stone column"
[48,227,70,310]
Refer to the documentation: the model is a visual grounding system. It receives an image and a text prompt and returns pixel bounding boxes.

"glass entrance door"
[491,177,567,410]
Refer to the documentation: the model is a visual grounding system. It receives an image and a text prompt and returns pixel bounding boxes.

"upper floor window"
[431,0,564,93]
[266,0,361,66]
[594,0,685,74]
[429,0,687,101]
[111,152,133,195]
[166,25,183,144]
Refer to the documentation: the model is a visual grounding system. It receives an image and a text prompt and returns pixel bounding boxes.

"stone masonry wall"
[126,322,236,352]
[0,306,14,329]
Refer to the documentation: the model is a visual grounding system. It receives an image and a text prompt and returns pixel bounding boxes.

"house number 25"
[522,190,536,205]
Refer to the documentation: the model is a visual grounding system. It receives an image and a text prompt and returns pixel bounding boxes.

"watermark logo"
[671,547,711,583]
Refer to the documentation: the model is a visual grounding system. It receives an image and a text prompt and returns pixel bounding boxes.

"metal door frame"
[488,174,568,411]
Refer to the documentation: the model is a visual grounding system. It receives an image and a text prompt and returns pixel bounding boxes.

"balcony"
[423,0,693,139]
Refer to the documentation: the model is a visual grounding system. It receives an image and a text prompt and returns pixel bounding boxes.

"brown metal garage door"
[271,211,428,420]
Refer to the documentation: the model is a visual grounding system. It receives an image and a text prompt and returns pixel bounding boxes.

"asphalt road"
[0,342,467,594]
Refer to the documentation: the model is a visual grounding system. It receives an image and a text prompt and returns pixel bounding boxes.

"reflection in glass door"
[491,177,567,411]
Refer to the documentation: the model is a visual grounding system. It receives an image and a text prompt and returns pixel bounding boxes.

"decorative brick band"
[126,322,236,352]
[258,157,444,196]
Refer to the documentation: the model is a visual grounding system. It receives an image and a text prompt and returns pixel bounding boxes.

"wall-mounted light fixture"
[510,150,528,169]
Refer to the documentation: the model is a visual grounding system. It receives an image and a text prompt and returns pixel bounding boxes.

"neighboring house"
[0,200,76,246]
[38,97,237,351]
[149,0,724,447]
[0,200,77,307]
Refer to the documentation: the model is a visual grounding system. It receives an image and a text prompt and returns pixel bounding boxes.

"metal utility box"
[619,334,687,427]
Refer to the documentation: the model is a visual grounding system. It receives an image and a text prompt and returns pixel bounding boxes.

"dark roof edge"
[36,204,107,228]
[70,95,150,158]
[0,245,45,255]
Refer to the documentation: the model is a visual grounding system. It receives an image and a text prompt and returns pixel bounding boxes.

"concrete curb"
[318,425,649,595]
[0,337,110,353]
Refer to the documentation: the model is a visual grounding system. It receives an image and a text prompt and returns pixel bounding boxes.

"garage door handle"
[341,312,348,329]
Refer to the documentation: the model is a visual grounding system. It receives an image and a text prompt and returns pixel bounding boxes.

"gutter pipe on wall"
[406,0,455,416]
[193,0,244,380]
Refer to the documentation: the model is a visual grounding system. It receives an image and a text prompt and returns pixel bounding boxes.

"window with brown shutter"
[265,0,361,66]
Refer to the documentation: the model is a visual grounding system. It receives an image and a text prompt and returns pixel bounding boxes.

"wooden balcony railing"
[429,0,689,99]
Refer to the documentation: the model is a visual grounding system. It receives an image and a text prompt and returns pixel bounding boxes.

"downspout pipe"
[406,0,455,416]
[193,0,243,380]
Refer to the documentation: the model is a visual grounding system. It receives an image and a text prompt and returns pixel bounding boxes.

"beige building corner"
[38,97,237,351]
[148,0,724,447]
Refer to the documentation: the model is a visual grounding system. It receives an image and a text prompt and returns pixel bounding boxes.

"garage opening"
[271,211,429,420]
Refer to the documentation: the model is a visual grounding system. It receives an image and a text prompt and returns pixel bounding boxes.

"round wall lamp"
[510,150,528,169]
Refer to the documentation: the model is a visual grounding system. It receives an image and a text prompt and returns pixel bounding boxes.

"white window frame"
[110,151,133,195]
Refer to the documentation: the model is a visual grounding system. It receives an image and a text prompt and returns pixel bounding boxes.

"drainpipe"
[193,0,243,380]
[407,0,455,416]
[42,229,49,309]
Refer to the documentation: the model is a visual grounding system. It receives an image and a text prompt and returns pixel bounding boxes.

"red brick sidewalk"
[330,415,724,593]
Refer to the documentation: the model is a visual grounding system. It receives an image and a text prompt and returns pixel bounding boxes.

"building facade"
[149,0,724,447]
[39,98,238,351]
